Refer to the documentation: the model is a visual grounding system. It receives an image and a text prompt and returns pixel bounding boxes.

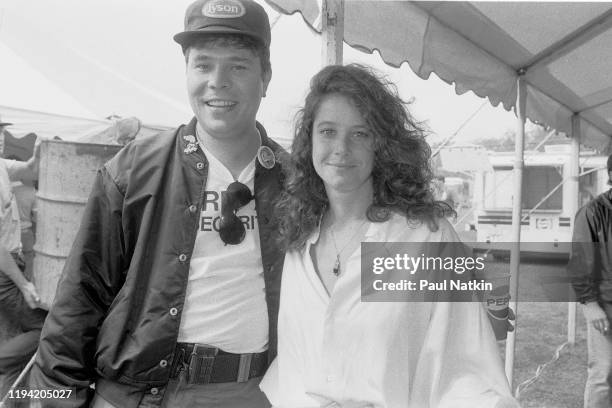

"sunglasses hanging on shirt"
[219,181,254,245]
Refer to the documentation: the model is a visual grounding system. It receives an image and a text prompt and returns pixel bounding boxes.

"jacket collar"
[179,118,282,173]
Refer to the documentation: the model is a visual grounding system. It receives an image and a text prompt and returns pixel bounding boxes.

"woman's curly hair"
[276,64,454,250]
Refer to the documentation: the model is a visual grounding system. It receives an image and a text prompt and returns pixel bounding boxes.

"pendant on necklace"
[333,255,341,276]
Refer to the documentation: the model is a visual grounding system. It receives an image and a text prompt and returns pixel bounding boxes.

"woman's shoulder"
[435,216,461,241]
[377,211,460,242]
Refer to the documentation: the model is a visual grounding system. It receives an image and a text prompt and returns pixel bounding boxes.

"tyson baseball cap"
[174,0,271,48]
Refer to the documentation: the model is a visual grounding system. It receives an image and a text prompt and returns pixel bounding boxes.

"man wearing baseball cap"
[568,154,612,407]
[30,1,284,407]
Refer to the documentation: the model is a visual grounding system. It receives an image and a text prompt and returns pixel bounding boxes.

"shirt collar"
[305,212,384,247]
[306,214,324,247]
[195,123,262,151]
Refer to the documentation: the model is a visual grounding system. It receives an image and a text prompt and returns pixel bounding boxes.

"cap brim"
[173,27,267,47]
[0,122,12,127]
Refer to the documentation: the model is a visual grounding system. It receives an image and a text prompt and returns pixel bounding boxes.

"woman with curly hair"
[260,64,517,408]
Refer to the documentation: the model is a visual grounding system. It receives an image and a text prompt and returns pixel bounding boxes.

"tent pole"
[321,0,344,66]
[505,75,526,387]
[567,115,581,344]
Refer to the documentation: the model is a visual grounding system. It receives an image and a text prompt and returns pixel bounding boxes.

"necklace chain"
[329,219,368,277]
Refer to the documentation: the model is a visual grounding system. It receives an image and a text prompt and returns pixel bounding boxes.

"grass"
[496,259,588,408]
[510,301,587,407]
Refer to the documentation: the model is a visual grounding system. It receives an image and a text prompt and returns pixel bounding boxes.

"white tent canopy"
[265,0,612,153]
[0,105,168,142]
[0,40,112,140]
[0,0,531,148]
[1,105,110,140]
[0,0,193,128]
[0,20,173,141]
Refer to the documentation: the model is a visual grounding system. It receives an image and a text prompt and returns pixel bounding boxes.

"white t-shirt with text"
[177,146,268,353]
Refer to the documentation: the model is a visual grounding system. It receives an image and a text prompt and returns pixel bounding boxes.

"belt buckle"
[187,344,218,384]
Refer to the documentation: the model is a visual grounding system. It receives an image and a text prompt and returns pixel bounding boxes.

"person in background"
[5,155,37,281]
[0,122,46,406]
[568,154,612,408]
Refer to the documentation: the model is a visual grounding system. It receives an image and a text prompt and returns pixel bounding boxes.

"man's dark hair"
[182,34,271,78]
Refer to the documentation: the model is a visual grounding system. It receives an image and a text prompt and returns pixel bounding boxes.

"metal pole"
[432,101,489,158]
[0,353,37,406]
[567,114,581,344]
[321,0,344,66]
[505,75,527,387]
[531,129,557,152]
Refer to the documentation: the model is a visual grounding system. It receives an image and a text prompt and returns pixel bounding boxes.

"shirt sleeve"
[29,166,127,407]
[2,158,18,178]
[0,163,11,224]
[410,302,518,408]
[410,219,518,407]
[567,206,600,304]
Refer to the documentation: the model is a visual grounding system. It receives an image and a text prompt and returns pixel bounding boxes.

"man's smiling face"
[186,42,270,141]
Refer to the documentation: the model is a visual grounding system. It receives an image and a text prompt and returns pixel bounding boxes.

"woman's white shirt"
[260,212,516,408]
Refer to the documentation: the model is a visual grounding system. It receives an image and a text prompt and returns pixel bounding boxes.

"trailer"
[472,146,609,257]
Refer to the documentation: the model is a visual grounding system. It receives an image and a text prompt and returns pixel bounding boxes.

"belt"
[170,342,268,384]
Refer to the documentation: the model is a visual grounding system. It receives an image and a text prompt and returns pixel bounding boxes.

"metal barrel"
[33,140,122,309]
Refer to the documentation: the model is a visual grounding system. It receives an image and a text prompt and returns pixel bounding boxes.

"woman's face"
[311,94,375,195]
